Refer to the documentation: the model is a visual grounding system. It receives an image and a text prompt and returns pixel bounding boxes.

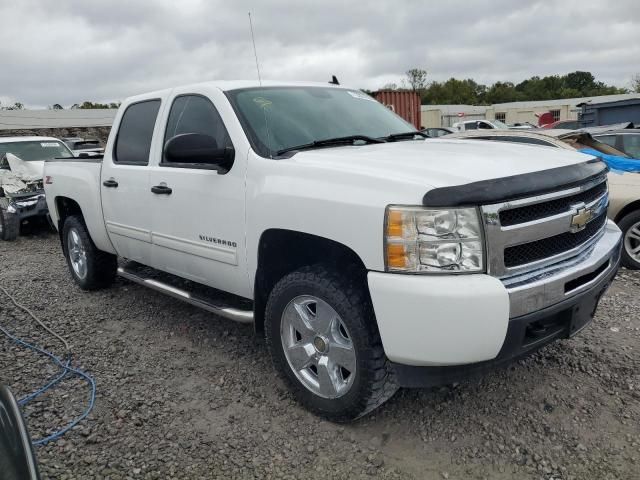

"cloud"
[0,0,638,107]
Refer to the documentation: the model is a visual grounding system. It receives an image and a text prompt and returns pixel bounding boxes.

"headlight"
[385,205,485,273]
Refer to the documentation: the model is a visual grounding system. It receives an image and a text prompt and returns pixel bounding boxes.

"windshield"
[226,87,416,157]
[0,140,73,161]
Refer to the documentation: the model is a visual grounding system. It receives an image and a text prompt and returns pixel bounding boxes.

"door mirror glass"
[164,133,234,171]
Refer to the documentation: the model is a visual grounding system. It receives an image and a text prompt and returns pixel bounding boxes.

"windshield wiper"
[275,135,385,156]
[383,131,429,142]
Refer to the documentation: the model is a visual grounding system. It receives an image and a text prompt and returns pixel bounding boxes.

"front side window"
[595,135,617,148]
[0,140,73,162]
[468,136,556,147]
[163,95,232,163]
[226,87,414,158]
[621,134,640,158]
[114,99,161,165]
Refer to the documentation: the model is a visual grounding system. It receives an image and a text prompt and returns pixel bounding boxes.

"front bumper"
[367,220,622,378]
[6,193,48,220]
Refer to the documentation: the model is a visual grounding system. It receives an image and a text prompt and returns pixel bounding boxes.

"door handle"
[102,179,118,188]
[151,185,173,195]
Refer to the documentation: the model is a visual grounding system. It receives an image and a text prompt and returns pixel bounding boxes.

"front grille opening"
[564,260,609,293]
[504,213,606,268]
[500,181,607,227]
[523,314,566,346]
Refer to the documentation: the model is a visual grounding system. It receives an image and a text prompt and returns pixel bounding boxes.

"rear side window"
[491,136,555,147]
[163,95,232,163]
[622,134,640,158]
[114,100,161,165]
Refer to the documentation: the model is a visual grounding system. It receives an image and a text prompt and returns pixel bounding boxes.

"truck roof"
[0,136,63,143]
[123,80,353,104]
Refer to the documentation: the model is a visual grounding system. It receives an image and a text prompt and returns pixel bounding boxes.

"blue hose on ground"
[0,286,96,446]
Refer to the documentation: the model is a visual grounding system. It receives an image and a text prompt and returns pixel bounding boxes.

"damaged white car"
[0,137,74,240]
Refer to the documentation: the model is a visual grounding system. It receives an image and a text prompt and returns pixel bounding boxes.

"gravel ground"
[1,231,639,480]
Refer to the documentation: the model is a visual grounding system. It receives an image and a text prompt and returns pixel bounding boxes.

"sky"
[1,0,639,108]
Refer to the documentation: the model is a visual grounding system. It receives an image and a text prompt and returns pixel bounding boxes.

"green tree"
[405,68,428,93]
[412,70,627,105]
[633,74,640,93]
[75,101,121,109]
[0,101,24,110]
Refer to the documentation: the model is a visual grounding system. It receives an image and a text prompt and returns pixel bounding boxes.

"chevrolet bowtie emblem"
[570,207,593,232]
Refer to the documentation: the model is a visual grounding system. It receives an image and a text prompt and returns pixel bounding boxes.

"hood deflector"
[422,159,608,207]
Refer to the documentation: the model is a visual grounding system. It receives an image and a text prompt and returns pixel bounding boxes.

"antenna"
[248,12,262,86]
[248,12,272,158]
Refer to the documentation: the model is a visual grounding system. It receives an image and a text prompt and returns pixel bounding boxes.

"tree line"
[379,69,639,105]
[0,101,120,110]
[3,72,639,110]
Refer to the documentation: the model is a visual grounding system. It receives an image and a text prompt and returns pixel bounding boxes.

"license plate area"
[568,282,609,337]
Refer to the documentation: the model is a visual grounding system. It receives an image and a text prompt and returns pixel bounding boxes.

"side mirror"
[164,133,234,172]
[0,385,41,480]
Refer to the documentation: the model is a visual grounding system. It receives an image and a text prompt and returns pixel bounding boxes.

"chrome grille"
[481,175,609,278]
[499,181,607,226]
[504,213,607,267]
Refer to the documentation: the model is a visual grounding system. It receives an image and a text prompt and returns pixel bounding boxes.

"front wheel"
[265,265,397,421]
[619,211,640,270]
[0,198,19,241]
[62,216,117,290]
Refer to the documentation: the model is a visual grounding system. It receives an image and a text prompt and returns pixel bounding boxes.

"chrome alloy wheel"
[67,228,88,280]
[280,295,356,399]
[624,221,640,264]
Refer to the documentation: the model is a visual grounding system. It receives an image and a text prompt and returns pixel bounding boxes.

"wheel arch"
[54,196,84,250]
[253,229,370,334]
[53,195,116,255]
[613,200,640,224]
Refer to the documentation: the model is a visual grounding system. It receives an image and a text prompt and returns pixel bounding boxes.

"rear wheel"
[62,216,117,290]
[0,198,19,241]
[265,265,397,421]
[619,210,640,270]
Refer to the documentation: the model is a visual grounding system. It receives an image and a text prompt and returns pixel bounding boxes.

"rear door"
[101,97,164,263]
[148,87,248,297]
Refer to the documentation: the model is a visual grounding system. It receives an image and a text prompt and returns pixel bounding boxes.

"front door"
[148,92,248,297]
[101,98,163,264]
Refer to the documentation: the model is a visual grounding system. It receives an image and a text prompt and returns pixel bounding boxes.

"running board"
[117,267,254,324]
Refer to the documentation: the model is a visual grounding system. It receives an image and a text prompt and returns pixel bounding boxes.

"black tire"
[62,215,117,290]
[619,210,640,270]
[265,265,398,421]
[0,198,19,241]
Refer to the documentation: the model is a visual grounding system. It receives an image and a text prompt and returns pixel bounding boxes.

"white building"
[0,109,116,130]
[421,93,640,128]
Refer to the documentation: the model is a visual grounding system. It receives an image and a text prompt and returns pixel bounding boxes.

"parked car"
[0,136,74,240]
[589,129,640,159]
[452,119,510,131]
[508,122,537,130]
[445,129,640,269]
[541,119,582,130]
[44,81,621,420]
[61,137,104,157]
[423,127,456,137]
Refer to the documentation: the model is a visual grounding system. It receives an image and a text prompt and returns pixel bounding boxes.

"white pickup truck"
[44,81,622,420]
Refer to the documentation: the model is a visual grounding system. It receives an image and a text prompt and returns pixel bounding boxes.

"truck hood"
[286,139,593,190]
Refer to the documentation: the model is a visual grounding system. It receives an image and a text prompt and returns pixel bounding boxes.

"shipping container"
[373,91,421,129]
